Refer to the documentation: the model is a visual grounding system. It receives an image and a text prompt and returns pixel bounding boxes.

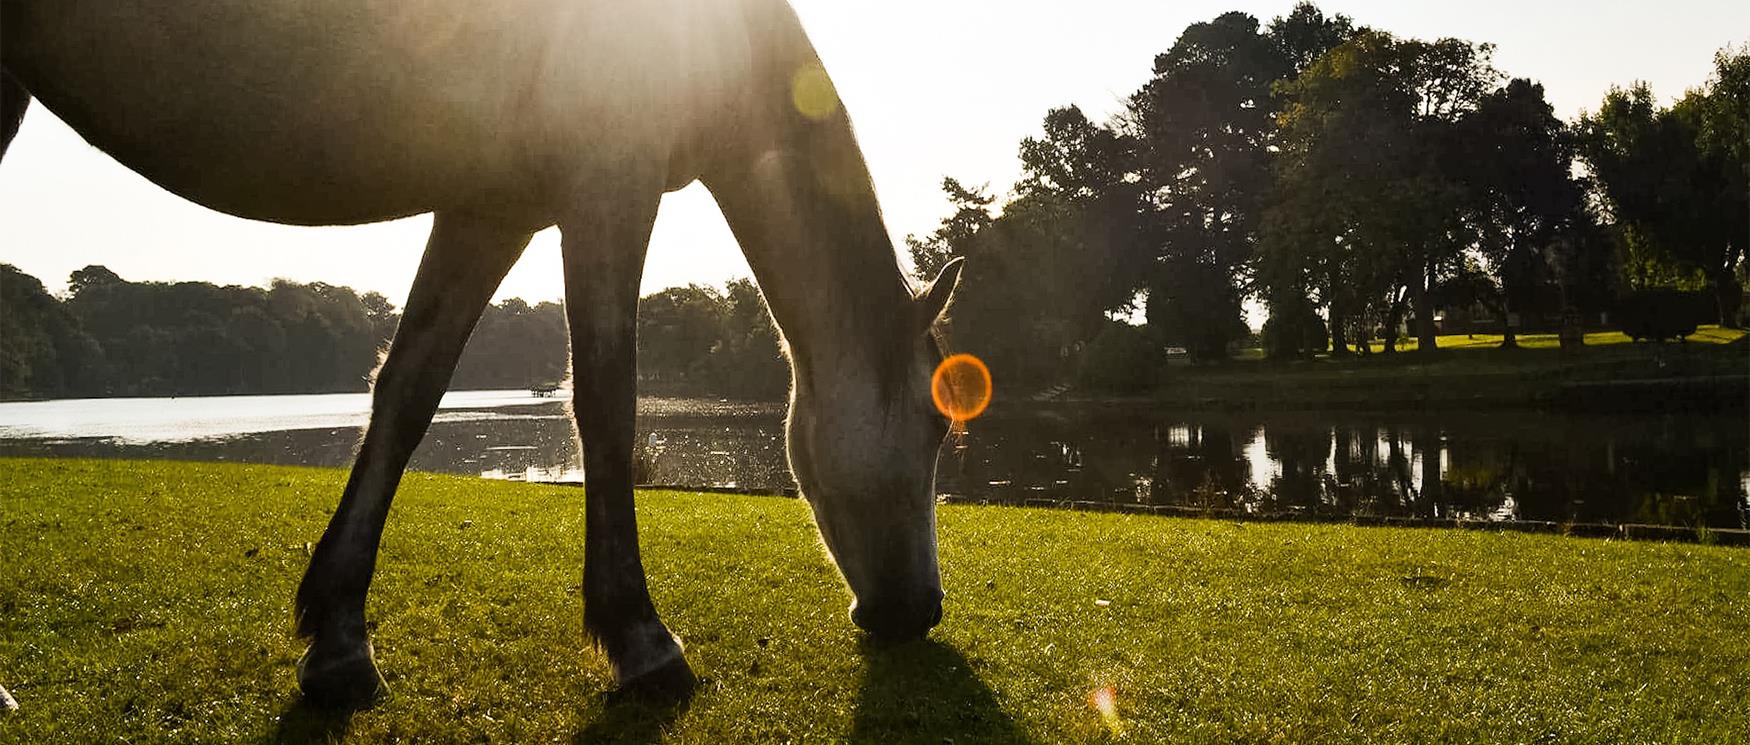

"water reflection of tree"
[1264,424,1332,515]
[1148,421,1255,510]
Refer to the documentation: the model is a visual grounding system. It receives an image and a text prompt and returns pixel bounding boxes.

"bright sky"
[3,1,1744,309]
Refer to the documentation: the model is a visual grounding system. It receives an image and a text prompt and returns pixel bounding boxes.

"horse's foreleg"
[560,178,695,698]
[294,212,532,708]
[1,69,30,161]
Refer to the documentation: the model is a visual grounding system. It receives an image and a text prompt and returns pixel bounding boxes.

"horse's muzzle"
[850,588,945,640]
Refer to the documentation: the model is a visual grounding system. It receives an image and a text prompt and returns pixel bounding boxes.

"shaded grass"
[2,458,1747,742]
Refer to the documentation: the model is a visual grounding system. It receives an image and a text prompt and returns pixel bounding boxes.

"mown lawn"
[2,458,1747,743]
[1365,324,1746,353]
[1149,326,1746,409]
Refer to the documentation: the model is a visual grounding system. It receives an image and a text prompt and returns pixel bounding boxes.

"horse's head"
[784,259,964,640]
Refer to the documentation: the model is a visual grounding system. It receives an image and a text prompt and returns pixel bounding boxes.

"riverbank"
[3,459,1745,742]
[1079,327,1748,411]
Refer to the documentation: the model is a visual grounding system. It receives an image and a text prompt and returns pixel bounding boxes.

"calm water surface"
[2,392,1744,529]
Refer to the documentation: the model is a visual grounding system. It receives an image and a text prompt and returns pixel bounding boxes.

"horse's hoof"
[614,653,696,703]
[297,640,387,710]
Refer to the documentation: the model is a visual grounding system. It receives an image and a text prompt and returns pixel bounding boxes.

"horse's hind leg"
[1,68,30,161]
[560,174,695,697]
[294,212,531,708]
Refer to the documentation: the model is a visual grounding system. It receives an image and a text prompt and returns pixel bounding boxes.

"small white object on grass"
[1094,599,1112,607]
[1,683,18,712]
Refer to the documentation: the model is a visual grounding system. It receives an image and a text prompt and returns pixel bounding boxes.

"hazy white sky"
[3,1,1744,308]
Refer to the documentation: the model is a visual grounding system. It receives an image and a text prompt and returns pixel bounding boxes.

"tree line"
[908,3,1746,390]
[0,264,787,400]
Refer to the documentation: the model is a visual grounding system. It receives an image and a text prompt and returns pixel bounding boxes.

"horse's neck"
[711,149,914,381]
[702,2,916,383]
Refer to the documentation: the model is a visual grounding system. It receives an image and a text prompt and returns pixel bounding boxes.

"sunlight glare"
[791,64,840,120]
[1089,685,1121,734]
[932,353,992,423]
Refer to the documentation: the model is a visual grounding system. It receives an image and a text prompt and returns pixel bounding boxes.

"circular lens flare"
[1089,685,1121,734]
[791,65,839,121]
[932,353,992,423]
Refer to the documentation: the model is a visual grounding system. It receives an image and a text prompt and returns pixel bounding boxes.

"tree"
[705,278,789,398]
[906,177,994,280]
[1267,2,1359,76]
[1460,79,1586,347]
[908,104,1154,389]
[1,265,106,398]
[454,298,569,389]
[1015,105,1150,328]
[636,285,727,384]
[1129,12,1284,361]
[1578,49,1749,327]
[1266,31,1500,356]
[359,292,399,349]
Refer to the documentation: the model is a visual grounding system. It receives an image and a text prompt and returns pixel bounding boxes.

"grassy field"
[1133,326,1747,410]
[3,459,1747,743]
[1362,325,1746,353]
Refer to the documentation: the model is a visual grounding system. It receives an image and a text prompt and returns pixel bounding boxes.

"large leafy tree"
[1580,49,1748,326]
[909,105,1150,387]
[636,285,728,384]
[1267,31,1499,356]
[1129,12,1285,361]
[1459,78,1588,347]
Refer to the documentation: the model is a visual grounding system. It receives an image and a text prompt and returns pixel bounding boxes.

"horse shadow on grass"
[849,638,1028,744]
[571,684,693,744]
[269,697,356,744]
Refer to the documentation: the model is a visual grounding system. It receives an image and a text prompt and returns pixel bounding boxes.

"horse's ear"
[915,257,965,331]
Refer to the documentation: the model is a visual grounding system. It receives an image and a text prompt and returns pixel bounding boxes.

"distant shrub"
[1075,323,1162,394]
[1616,289,1708,342]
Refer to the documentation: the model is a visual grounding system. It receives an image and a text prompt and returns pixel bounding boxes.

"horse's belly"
[2,0,611,225]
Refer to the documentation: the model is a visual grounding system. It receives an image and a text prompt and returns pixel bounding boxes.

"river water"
[1,391,1744,530]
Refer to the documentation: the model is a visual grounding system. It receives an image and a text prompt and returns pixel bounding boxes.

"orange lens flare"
[931,353,992,423]
[1089,685,1121,734]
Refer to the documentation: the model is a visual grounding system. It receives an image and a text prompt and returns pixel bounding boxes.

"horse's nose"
[850,588,944,640]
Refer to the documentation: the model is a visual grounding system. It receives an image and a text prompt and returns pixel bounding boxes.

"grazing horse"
[2,0,964,705]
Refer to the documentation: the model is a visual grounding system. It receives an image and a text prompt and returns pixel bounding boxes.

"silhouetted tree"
[1578,49,1748,326]
[454,298,569,389]
[1,264,106,398]
[1129,12,1283,361]
[1460,79,1587,347]
[1266,31,1500,356]
[637,285,728,385]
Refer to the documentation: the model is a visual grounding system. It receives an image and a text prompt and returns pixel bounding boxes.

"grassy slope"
[1146,326,1747,409]
[2,459,1746,743]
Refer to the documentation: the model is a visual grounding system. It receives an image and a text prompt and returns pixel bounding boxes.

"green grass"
[3,459,1748,743]
[1360,325,1746,353]
[1143,326,1747,409]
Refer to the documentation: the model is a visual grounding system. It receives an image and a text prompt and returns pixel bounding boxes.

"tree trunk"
[1383,297,1406,355]
[1414,266,1438,356]
[1329,304,1350,357]
[1500,305,1518,349]
[1713,266,1743,329]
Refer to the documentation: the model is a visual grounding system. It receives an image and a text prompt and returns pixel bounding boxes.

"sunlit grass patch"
[3,459,1747,742]
[1362,324,1744,353]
